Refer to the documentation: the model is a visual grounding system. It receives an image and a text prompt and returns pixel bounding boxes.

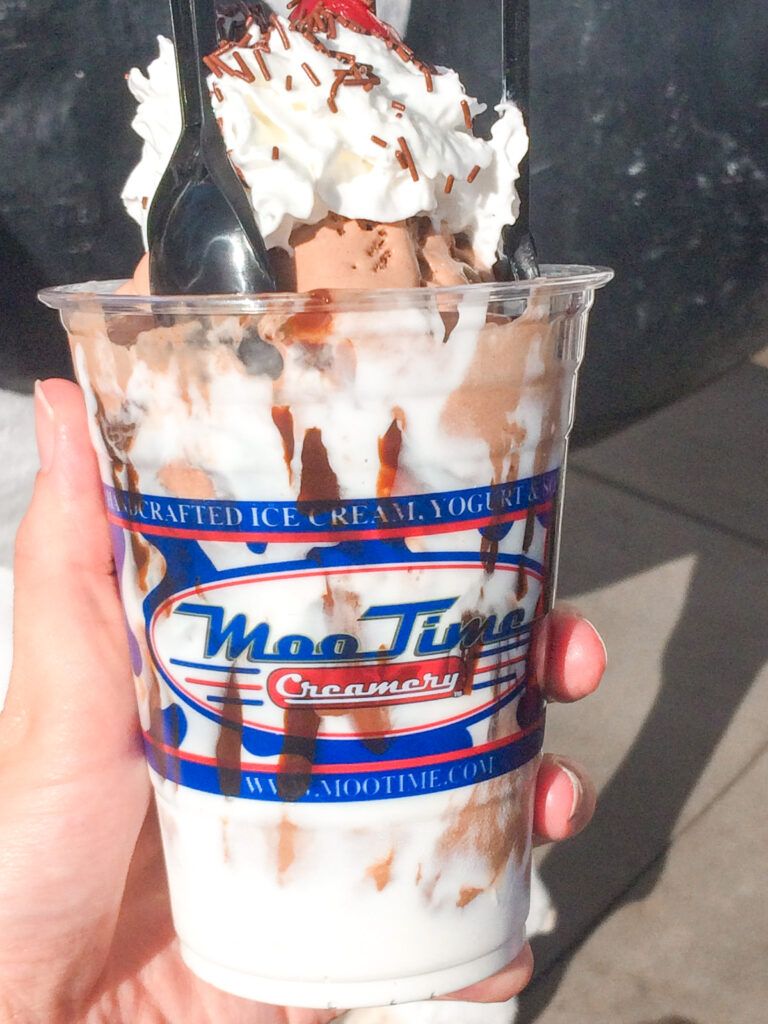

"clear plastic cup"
[40,266,612,1008]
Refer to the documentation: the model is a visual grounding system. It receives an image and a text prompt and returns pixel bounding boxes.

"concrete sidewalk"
[520,351,768,1024]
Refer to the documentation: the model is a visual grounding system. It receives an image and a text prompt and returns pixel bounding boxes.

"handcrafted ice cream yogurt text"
[107,469,553,805]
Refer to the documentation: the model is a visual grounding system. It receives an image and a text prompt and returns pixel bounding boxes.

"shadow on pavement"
[517,428,768,1021]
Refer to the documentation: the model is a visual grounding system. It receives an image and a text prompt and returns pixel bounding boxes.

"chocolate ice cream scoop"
[148,0,276,295]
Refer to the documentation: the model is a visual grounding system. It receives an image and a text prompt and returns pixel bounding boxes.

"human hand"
[0,379,605,1024]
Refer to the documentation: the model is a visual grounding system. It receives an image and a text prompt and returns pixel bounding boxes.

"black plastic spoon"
[495,0,540,281]
[148,0,276,295]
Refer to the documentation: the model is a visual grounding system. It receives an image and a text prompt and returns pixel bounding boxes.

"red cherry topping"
[289,0,390,39]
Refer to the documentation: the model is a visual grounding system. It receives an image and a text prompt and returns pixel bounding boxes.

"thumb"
[0,378,149,1003]
[5,378,143,779]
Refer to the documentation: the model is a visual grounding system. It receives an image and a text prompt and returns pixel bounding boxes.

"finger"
[439,943,534,1003]
[0,380,149,995]
[533,753,597,844]
[5,379,142,777]
[535,607,607,703]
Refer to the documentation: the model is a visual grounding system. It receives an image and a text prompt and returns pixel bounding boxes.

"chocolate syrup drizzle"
[93,397,186,783]
[457,611,484,697]
[297,427,341,514]
[271,405,295,484]
[376,415,402,498]
[271,428,337,800]
[439,309,460,343]
[277,707,321,801]
[516,503,537,600]
[480,478,510,575]
[216,667,245,796]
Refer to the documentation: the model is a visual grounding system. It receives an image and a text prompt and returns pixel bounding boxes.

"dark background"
[2,0,767,443]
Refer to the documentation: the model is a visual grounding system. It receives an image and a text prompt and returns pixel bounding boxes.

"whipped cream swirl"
[121,13,527,267]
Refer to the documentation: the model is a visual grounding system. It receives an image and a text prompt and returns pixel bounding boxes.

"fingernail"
[554,757,583,821]
[552,604,608,667]
[34,380,56,474]
[580,616,608,670]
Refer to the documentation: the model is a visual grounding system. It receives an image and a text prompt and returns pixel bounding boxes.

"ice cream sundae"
[39,1,612,1007]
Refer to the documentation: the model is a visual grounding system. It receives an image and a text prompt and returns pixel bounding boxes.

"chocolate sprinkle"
[231,50,257,82]
[329,67,347,110]
[301,61,320,86]
[203,53,226,78]
[397,136,419,182]
[271,13,291,49]
[252,49,271,81]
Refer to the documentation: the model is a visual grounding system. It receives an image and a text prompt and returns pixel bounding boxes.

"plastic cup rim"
[39,264,614,316]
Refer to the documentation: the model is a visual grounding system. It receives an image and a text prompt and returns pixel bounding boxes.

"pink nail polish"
[34,380,56,474]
